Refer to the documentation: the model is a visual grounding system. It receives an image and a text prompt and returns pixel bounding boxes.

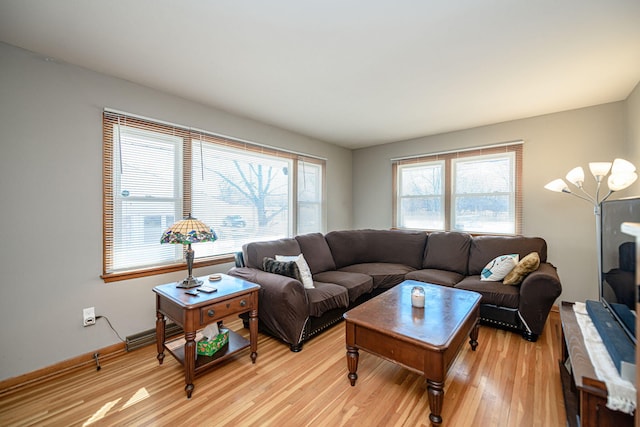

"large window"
[394,142,522,234]
[103,110,325,281]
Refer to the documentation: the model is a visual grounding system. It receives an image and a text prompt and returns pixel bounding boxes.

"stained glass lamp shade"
[161,214,218,288]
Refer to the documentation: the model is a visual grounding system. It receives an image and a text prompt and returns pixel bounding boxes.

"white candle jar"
[411,286,425,308]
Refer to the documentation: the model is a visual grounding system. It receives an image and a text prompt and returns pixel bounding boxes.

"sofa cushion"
[312,270,373,303]
[481,254,519,281]
[405,269,464,287]
[422,231,471,275]
[276,254,314,289]
[338,262,414,289]
[503,252,540,285]
[468,235,547,275]
[295,232,336,274]
[454,276,520,308]
[263,257,302,282]
[243,238,301,270]
[325,229,427,269]
[305,282,349,317]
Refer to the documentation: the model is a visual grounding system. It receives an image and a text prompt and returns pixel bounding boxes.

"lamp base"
[176,276,203,289]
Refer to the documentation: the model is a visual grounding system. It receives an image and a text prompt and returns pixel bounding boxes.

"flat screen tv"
[600,196,639,344]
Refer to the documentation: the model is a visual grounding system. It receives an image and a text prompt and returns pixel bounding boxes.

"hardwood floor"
[0,312,565,426]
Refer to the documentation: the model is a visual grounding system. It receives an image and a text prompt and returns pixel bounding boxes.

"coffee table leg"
[346,345,359,386]
[469,322,479,351]
[427,379,444,426]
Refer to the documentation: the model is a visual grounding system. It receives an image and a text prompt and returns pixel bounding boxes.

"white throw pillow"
[480,254,519,281]
[275,254,314,289]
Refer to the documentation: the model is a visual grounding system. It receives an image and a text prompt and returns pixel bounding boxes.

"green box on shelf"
[197,328,229,357]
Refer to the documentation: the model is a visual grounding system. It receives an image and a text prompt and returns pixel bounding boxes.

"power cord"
[96,315,126,342]
[90,315,126,372]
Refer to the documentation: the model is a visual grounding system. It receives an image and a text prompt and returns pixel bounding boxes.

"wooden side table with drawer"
[153,274,260,398]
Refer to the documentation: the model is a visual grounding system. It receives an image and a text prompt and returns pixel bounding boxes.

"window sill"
[101,255,235,283]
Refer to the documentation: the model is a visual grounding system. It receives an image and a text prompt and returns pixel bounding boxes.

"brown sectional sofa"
[228,229,562,351]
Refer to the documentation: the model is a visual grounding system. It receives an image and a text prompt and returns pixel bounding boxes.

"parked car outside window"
[223,215,246,227]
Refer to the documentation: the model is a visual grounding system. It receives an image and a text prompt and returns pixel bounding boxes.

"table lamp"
[161,214,218,288]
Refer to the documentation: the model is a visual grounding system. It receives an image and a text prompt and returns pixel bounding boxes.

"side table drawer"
[200,294,254,325]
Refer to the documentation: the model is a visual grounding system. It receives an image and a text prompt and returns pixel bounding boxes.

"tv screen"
[601,197,639,344]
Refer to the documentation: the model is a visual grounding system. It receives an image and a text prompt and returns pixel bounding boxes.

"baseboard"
[0,342,126,396]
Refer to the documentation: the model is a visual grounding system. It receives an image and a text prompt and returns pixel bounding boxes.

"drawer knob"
[207,309,215,317]
[240,300,247,307]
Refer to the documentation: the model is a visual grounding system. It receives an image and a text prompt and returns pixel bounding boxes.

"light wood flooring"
[0,312,565,426]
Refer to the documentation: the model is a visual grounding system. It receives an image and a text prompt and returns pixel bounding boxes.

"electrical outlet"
[83,307,96,327]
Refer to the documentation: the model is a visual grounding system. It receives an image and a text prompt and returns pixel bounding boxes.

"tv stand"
[559,301,633,427]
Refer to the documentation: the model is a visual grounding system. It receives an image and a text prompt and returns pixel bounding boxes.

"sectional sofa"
[228,229,562,351]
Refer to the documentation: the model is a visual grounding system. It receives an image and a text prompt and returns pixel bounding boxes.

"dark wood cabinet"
[559,301,634,427]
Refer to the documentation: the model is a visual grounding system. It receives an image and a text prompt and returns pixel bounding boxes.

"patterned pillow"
[503,252,540,285]
[262,257,302,282]
[276,254,314,289]
[480,254,519,281]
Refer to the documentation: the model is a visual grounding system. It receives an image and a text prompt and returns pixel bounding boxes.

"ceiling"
[1,1,639,149]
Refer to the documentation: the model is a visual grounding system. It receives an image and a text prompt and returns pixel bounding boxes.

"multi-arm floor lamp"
[544,158,637,285]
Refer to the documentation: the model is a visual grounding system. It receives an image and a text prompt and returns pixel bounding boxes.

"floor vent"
[125,323,183,352]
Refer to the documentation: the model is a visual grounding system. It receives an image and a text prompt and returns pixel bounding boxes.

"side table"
[153,273,260,398]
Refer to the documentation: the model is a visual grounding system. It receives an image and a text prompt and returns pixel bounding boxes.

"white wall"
[0,42,352,381]
[626,81,640,165]
[353,102,638,306]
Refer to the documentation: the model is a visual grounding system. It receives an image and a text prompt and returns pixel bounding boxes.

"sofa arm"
[227,267,310,347]
[518,262,562,335]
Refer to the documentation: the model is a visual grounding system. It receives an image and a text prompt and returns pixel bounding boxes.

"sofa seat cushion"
[405,269,464,287]
[312,270,374,303]
[305,282,349,317]
[454,276,520,308]
[338,262,414,289]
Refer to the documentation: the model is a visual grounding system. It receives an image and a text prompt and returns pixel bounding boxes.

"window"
[103,111,325,281]
[393,142,522,234]
[396,161,444,229]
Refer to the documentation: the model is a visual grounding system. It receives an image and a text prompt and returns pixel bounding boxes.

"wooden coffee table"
[344,280,481,426]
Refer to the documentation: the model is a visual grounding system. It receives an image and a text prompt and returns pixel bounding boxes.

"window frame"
[393,142,522,234]
[102,110,326,283]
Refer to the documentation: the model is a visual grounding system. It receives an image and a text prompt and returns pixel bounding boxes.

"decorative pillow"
[276,254,315,289]
[262,257,302,283]
[503,252,540,285]
[481,254,519,281]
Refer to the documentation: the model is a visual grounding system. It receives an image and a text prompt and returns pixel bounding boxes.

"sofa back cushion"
[423,231,472,274]
[468,235,548,275]
[324,229,427,269]
[242,238,302,270]
[295,232,337,274]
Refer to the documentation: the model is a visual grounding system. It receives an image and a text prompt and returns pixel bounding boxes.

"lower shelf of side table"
[165,330,250,375]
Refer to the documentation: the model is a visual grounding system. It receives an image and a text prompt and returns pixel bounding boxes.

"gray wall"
[0,42,352,381]
[353,101,638,306]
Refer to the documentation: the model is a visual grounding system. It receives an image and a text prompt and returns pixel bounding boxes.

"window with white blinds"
[393,142,522,234]
[103,110,325,281]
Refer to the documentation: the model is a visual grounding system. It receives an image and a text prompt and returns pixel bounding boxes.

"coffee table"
[344,280,481,426]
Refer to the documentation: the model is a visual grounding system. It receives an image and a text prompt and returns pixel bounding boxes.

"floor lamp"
[544,158,637,286]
